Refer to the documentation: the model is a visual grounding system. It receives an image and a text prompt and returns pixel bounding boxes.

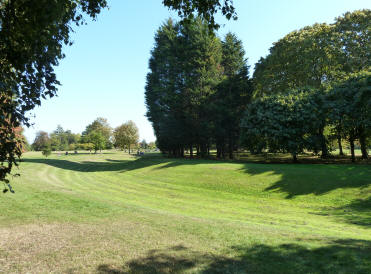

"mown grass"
[0,151,370,273]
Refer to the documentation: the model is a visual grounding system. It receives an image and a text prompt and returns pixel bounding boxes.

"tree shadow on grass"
[151,158,212,170]
[22,158,135,172]
[54,152,116,155]
[331,196,371,227]
[96,239,371,273]
[21,157,167,173]
[136,155,371,200]
[239,164,371,198]
[21,155,205,173]
[240,164,371,227]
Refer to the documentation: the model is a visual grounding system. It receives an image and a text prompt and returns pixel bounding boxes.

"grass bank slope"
[1,151,370,273]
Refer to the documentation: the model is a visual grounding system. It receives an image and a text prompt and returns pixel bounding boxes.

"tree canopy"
[253,9,371,96]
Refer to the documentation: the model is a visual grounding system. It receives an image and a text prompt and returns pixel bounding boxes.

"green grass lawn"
[1,151,370,273]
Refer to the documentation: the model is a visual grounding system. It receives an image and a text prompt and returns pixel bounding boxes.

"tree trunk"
[200,143,207,158]
[359,129,369,159]
[128,145,131,154]
[337,136,344,156]
[350,137,355,162]
[190,145,193,158]
[222,143,226,159]
[228,138,234,159]
[196,145,200,156]
[319,127,328,158]
[216,143,221,159]
[292,152,298,163]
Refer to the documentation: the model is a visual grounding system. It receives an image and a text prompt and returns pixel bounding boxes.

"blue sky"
[24,0,371,143]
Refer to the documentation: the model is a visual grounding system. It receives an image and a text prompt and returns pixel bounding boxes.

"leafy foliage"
[163,0,237,30]
[253,10,371,97]
[241,90,321,161]
[334,10,371,73]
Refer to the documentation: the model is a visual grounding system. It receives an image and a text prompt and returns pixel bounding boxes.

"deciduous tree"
[113,121,139,154]
[32,131,50,151]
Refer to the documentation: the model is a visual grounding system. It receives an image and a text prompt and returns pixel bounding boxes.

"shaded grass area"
[236,150,371,164]
[1,151,371,273]
[98,240,371,274]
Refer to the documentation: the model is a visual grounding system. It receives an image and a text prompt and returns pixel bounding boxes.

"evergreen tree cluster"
[145,18,252,158]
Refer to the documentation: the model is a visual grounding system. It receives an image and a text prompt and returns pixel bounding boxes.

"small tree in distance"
[42,146,52,157]
[114,121,139,154]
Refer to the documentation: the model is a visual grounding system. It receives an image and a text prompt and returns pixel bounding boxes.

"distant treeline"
[145,11,371,162]
[31,118,156,154]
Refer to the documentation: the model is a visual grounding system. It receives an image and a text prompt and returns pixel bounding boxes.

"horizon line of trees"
[31,118,156,154]
[145,10,371,162]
